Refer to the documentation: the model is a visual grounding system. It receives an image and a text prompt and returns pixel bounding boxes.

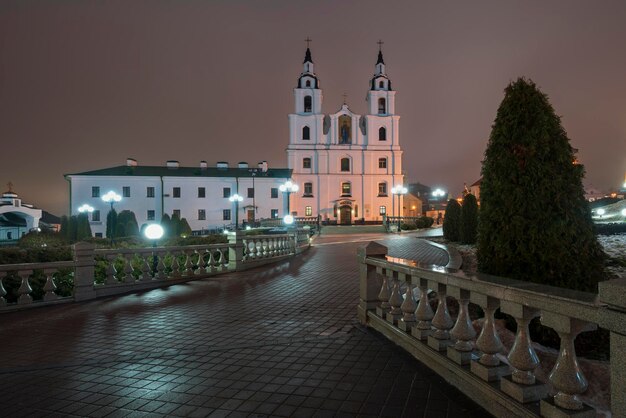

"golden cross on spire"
[7,181,13,192]
[377,39,384,51]
[342,92,348,105]
[305,37,312,48]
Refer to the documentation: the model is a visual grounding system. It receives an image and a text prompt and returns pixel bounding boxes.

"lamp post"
[249,168,258,225]
[102,191,122,246]
[279,180,299,226]
[144,224,164,276]
[431,188,446,224]
[229,193,243,230]
[391,185,408,231]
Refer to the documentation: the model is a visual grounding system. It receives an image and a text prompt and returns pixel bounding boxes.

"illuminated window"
[305,206,312,216]
[379,206,386,215]
[341,182,351,196]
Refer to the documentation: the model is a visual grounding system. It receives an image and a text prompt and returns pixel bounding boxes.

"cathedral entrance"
[339,206,352,225]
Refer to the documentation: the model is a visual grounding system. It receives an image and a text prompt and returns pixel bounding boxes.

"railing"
[0,230,310,312]
[358,242,625,417]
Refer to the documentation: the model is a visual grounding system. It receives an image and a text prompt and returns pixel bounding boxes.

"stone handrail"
[358,241,626,417]
[0,231,309,312]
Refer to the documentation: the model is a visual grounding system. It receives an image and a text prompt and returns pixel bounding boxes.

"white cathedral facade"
[66,45,404,234]
[287,47,403,224]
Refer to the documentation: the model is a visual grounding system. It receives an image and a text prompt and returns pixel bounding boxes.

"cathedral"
[287,46,403,224]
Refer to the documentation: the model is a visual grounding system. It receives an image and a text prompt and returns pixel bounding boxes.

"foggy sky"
[1,0,625,215]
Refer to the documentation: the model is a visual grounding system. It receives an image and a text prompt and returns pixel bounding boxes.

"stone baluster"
[183,251,194,276]
[376,274,391,317]
[42,269,58,301]
[170,251,181,278]
[0,273,7,306]
[268,238,275,256]
[412,277,434,340]
[386,276,404,325]
[261,238,268,257]
[398,279,417,332]
[17,270,33,305]
[448,287,476,365]
[500,302,547,403]
[539,314,596,416]
[196,250,207,274]
[104,256,116,284]
[470,294,508,382]
[122,255,134,283]
[156,252,166,279]
[140,254,152,281]
[428,282,454,351]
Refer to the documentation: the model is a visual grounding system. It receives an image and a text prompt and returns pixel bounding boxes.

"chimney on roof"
[260,161,268,172]
[166,160,179,169]
[200,161,208,169]
[238,161,248,169]
[216,161,228,169]
[126,158,137,167]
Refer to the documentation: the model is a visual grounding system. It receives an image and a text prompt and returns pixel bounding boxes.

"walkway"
[0,233,488,417]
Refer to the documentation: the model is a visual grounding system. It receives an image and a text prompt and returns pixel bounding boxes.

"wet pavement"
[0,232,489,417]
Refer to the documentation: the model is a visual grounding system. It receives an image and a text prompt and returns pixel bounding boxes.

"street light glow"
[102,191,122,203]
[621,209,626,217]
[144,224,164,240]
[432,188,446,197]
[283,214,294,225]
[597,208,606,216]
[78,204,94,213]
[228,193,243,202]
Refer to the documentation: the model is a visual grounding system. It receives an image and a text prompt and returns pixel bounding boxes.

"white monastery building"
[66,160,291,236]
[287,47,403,224]
[65,44,405,234]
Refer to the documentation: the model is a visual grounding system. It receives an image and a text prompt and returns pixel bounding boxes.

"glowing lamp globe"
[283,214,294,225]
[144,224,164,240]
[621,209,626,217]
[597,208,606,216]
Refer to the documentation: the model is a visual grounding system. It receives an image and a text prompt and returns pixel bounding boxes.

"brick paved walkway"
[0,234,489,417]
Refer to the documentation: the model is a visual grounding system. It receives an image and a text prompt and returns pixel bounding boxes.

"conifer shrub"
[460,194,479,244]
[443,199,461,241]
[477,78,605,292]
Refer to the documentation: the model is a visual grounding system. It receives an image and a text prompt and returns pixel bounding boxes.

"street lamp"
[78,204,94,214]
[249,168,258,225]
[432,188,446,198]
[144,223,164,276]
[279,180,299,225]
[391,185,408,231]
[229,193,244,230]
[102,191,122,246]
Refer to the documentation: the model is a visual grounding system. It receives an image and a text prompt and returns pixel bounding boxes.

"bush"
[477,78,605,292]
[420,216,434,228]
[443,199,461,241]
[595,223,626,235]
[460,194,479,244]
[400,222,417,231]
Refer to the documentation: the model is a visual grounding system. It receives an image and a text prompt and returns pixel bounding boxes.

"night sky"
[1,0,625,215]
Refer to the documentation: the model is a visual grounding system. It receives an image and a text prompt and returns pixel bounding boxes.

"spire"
[303,47,313,64]
[376,50,384,65]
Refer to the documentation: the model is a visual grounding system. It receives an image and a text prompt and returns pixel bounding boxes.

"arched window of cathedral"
[378,98,386,114]
[378,157,387,169]
[304,96,312,113]
[303,158,311,169]
[340,158,350,172]
[378,182,388,196]
[379,127,387,141]
[379,81,384,89]
[302,126,310,140]
[306,80,311,87]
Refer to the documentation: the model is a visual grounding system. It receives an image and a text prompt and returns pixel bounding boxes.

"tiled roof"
[66,166,292,179]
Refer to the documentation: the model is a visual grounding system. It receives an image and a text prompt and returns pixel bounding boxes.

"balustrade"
[358,242,625,418]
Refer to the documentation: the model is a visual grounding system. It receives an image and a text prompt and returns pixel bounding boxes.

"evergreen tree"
[179,218,192,237]
[75,213,92,241]
[170,213,181,237]
[60,216,70,241]
[68,215,78,242]
[106,209,117,239]
[160,214,171,238]
[460,193,479,244]
[443,199,461,242]
[477,78,605,292]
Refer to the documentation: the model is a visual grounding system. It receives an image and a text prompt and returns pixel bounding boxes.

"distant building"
[65,160,292,237]
[0,187,42,241]
[287,46,403,224]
